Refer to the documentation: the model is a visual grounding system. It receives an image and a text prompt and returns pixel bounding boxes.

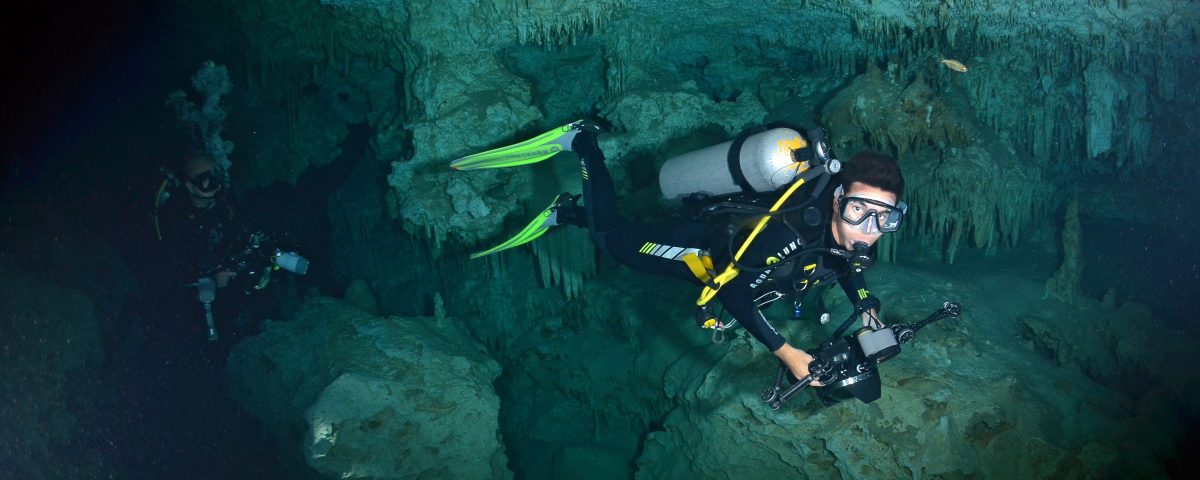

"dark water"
[3,4,315,478]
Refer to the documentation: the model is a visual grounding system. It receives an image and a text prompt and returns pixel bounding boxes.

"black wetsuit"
[156,193,247,285]
[151,191,276,345]
[568,131,869,352]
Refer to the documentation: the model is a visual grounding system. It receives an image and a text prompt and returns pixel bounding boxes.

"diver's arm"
[717,280,826,386]
[713,222,826,382]
[773,343,824,386]
[862,307,882,328]
[838,270,883,328]
[717,286,786,351]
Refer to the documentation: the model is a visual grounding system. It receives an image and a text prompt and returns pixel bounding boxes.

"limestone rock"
[599,83,768,160]
[822,64,973,157]
[1044,199,1084,305]
[227,297,510,479]
[342,278,378,314]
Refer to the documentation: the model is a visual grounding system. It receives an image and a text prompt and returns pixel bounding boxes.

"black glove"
[856,294,881,314]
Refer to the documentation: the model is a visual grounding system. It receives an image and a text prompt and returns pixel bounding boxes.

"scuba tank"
[659,124,813,201]
[665,124,844,332]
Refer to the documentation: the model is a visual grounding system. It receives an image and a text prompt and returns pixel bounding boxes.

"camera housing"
[811,335,883,406]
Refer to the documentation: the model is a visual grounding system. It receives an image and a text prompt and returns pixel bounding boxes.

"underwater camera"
[762,301,962,410]
[220,231,309,293]
[195,231,308,340]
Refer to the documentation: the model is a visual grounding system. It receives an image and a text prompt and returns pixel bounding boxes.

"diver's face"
[184,160,221,207]
[831,182,899,250]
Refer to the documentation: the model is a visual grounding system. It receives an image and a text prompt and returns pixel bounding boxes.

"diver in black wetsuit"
[152,153,307,345]
[452,121,907,384]
[155,153,246,290]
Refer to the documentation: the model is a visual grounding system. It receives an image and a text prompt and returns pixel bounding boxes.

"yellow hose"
[696,168,814,305]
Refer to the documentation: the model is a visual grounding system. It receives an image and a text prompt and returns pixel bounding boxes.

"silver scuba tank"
[659,127,808,201]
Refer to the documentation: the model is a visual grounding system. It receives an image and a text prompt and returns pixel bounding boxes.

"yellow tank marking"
[776,136,807,154]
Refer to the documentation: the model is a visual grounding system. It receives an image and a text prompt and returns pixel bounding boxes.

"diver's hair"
[838,151,904,199]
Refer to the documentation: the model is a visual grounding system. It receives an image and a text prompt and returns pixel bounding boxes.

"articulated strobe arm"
[761,301,963,410]
[891,301,961,344]
[762,359,836,410]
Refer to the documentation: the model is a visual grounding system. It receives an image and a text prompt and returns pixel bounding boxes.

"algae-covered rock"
[227,296,510,479]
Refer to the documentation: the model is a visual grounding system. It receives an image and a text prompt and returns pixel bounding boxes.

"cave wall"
[172,0,1200,477]
[181,0,1198,267]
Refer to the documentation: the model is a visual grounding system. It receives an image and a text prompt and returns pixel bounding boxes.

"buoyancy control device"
[658,123,844,330]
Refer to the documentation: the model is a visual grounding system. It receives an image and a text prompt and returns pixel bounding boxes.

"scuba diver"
[450,120,908,387]
[153,152,308,343]
[154,153,243,290]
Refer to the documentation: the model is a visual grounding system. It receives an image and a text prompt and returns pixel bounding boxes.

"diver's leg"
[570,128,624,233]
[561,129,709,283]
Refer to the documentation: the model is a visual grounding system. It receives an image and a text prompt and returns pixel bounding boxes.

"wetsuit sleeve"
[717,285,786,351]
[838,270,871,304]
[712,222,798,352]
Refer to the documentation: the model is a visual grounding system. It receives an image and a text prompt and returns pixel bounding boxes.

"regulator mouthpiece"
[850,242,874,272]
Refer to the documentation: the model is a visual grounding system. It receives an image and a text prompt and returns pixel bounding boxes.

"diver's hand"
[215,270,237,288]
[773,343,824,387]
[862,308,884,329]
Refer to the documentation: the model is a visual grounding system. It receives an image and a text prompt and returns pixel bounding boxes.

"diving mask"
[187,169,223,194]
[839,194,907,234]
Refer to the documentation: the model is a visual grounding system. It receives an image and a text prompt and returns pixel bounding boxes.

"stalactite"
[531,228,596,300]
[510,0,626,48]
[906,143,1048,264]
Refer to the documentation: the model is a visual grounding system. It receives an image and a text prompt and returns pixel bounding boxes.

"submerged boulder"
[227,296,510,479]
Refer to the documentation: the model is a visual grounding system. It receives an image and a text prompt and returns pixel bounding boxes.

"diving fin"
[470,193,577,259]
[450,119,598,171]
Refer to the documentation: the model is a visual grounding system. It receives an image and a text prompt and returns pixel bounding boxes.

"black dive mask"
[188,170,222,194]
[838,195,907,233]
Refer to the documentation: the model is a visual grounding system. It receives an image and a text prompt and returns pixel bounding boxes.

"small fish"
[940,58,968,72]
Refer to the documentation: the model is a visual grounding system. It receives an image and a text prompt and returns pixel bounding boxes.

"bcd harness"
[679,125,850,330]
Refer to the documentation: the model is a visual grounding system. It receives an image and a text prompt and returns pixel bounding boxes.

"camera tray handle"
[761,359,833,410]
[761,301,962,410]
